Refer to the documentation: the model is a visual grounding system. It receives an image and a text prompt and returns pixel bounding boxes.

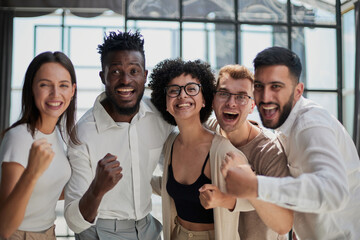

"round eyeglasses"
[165,82,202,98]
[215,91,253,105]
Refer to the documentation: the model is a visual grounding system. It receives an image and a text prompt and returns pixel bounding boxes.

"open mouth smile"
[116,88,135,97]
[223,111,239,121]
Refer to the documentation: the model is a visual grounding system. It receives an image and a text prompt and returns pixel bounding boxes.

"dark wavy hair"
[253,46,302,84]
[2,51,79,145]
[149,58,215,126]
[97,30,145,70]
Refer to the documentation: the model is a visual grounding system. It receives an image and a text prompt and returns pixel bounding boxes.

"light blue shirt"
[257,96,360,239]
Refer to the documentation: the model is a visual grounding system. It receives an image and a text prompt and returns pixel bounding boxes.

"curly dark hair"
[149,58,215,126]
[97,30,145,71]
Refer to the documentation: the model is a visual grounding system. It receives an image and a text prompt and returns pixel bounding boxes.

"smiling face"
[254,65,303,129]
[100,50,147,119]
[166,73,204,124]
[212,73,255,133]
[32,62,76,126]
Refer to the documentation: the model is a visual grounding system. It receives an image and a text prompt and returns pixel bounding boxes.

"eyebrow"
[254,80,285,86]
[37,79,71,83]
[110,62,142,68]
[218,87,248,94]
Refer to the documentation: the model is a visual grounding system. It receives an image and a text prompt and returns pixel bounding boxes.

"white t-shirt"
[0,124,71,231]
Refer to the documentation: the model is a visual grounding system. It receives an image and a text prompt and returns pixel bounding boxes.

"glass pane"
[182,23,235,70]
[239,25,287,70]
[291,0,336,25]
[77,90,103,113]
[183,0,234,20]
[68,28,105,67]
[12,13,62,88]
[342,9,355,135]
[343,94,354,136]
[238,0,287,23]
[9,90,22,125]
[35,26,62,54]
[127,21,180,74]
[128,0,179,18]
[212,24,236,71]
[306,92,337,118]
[343,10,355,90]
[76,68,104,90]
[292,27,337,89]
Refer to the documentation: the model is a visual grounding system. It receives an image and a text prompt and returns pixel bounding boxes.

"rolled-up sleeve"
[64,144,97,233]
[258,126,349,213]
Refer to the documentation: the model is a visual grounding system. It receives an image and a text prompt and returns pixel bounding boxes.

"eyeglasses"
[215,91,253,105]
[165,82,202,98]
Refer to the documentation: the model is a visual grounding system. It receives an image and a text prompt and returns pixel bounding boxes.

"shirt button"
[188,233,193,237]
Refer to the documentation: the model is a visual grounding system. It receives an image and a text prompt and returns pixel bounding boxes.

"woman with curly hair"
[149,59,252,240]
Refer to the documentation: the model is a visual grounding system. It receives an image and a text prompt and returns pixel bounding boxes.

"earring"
[202,103,205,107]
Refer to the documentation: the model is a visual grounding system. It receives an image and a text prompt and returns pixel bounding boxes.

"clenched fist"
[92,153,123,197]
[26,138,55,179]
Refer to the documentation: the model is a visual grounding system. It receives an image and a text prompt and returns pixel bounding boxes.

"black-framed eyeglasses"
[165,82,202,98]
[215,91,253,105]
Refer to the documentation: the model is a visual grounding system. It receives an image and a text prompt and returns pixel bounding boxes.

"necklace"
[246,124,252,144]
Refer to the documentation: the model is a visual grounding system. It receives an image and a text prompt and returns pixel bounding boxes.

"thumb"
[199,184,217,192]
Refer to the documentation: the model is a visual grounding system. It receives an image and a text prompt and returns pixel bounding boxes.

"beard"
[260,92,294,129]
[105,88,144,116]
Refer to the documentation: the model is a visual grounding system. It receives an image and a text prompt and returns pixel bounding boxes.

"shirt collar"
[93,92,153,133]
[276,96,305,138]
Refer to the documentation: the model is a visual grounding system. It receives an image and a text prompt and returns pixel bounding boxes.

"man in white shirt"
[221,46,360,239]
[64,31,173,240]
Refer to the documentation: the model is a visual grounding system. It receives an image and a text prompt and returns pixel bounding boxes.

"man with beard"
[64,31,173,240]
[221,47,360,240]
[203,64,292,239]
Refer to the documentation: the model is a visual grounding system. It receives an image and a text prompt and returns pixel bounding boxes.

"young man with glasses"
[203,64,293,239]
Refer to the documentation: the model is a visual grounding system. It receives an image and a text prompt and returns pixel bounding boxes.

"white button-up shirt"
[257,96,360,239]
[64,92,173,233]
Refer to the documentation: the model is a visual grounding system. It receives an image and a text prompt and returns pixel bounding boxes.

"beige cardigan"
[152,131,254,240]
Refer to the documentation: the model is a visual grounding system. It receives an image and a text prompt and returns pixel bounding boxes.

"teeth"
[178,103,190,107]
[117,88,134,92]
[48,102,61,106]
[224,111,238,115]
[263,106,276,110]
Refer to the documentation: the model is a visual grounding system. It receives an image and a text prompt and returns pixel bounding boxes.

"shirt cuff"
[64,198,97,233]
[257,175,279,203]
[232,198,255,212]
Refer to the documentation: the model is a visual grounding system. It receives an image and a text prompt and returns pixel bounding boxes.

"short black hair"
[97,30,145,70]
[253,46,302,83]
[149,58,215,126]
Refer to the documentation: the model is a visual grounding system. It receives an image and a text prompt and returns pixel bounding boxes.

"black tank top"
[166,143,214,223]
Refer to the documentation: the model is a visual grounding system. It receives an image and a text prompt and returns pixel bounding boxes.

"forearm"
[220,194,236,211]
[78,181,104,223]
[0,171,38,238]
[249,198,293,235]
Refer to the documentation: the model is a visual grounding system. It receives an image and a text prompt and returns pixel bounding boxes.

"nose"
[119,72,132,85]
[177,87,188,98]
[51,85,60,97]
[261,86,273,103]
[225,94,237,107]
